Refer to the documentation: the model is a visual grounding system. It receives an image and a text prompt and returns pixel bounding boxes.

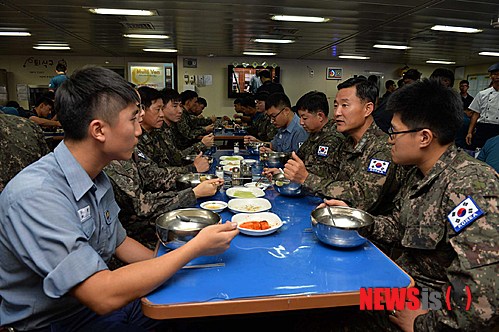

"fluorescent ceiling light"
[0,31,31,37]
[124,34,169,39]
[243,51,277,56]
[339,55,370,60]
[479,51,499,57]
[33,46,71,50]
[426,60,456,65]
[89,8,156,16]
[373,44,411,50]
[271,15,329,23]
[143,48,178,53]
[253,38,294,44]
[431,25,482,34]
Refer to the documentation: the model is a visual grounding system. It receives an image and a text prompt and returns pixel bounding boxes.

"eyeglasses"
[268,107,286,121]
[387,127,425,140]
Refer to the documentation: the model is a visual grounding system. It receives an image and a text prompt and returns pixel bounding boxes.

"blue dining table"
[141,150,412,319]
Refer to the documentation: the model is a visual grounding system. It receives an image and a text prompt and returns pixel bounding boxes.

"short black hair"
[56,66,139,141]
[56,63,67,72]
[240,96,256,108]
[397,79,404,88]
[180,90,198,104]
[337,77,378,104]
[5,101,20,108]
[197,97,207,107]
[138,86,162,109]
[295,91,316,111]
[258,70,271,79]
[234,98,242,105]
[430,68,455,87]
[386,78,463,145]
[265,92,291,111]
[403,69,422,81]
[35,97,54,108]
[160,88,180,105]
[459,80,469,86]
[385,80,395,89]
[255,91,270,102]
[301,91,329,117]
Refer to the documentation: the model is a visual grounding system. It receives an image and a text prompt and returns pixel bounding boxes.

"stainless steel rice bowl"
[156,208,221,247]
[311,206,374,248]
[175,173,218,190]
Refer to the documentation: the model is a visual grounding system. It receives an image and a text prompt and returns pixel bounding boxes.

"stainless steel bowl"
[175,173,218,190]
[311,206,374,248]
[245,142,264,155]
[262,152,291,168]
[156,208,221,247]
[272,173,303,196]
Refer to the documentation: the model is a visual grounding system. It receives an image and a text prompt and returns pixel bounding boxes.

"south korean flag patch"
[447,196,484,233]
[367,158,390,175]
[317,145,329,157]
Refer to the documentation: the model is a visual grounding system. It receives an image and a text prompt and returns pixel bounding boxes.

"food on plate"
[224,156,240,161]
[239,221,270,230]
[242,204,261,212]
[232,191,256,198]
[199,175,207,182]
[204,204,223,210]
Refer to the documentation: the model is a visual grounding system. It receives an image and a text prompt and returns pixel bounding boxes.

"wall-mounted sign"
[128,62,175,89]
[326,67,343,80]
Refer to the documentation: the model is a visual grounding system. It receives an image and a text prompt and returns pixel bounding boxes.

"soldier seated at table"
[245,92,308,153]
[251,91,277,142]
[285,78,403,216]
[0,114,50,193]
[171,89,214,150]
[23,97,61,128]
[323,79,498,331]
[137,87,211,173]
[105,143,222,251]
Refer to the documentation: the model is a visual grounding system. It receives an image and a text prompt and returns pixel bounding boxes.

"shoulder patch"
[317,145,329,157]
[367,158,390,175]
[447,196,484,233]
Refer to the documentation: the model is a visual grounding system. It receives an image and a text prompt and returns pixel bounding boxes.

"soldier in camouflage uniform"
[325,79,498,331]
[293,91,344,178]
[104,148,222,250]
[285,78,401,215]
[137,87,210,175]
[0,114,50,192]
[172,90,213,150]
[250,91,277,142]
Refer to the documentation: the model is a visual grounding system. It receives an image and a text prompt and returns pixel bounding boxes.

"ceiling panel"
[0,0,497,65]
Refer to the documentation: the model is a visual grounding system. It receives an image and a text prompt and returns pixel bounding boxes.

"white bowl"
[227,198,271,213]
[232,212,283,236]
[200,200,228,213]
[242,159,257,165]
[226,186,265,199]
[220,155,244,161]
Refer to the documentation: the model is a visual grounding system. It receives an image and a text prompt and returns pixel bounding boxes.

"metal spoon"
[323,199,336,226]
[175,215,212,225]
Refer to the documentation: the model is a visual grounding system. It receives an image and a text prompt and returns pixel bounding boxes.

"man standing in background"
[48,62,68,92]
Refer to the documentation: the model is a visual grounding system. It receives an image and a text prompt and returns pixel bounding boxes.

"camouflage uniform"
[104,148,196,249]
[252,112,277,142]
[296,120,344,178]
[138,127,195,175]
[188,113,212,127]
[371,145,498,331]
[303,121,402,215]
[171,108,208,150]
[148,122,206,170]
[0,114,50,192]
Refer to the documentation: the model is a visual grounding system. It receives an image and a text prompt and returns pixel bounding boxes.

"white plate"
[226,186,265,199]
[219,160,240,166]
[220,155,244,161]
[227,198,271,213]
[200,200,228,213]
[232,212,283,236]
